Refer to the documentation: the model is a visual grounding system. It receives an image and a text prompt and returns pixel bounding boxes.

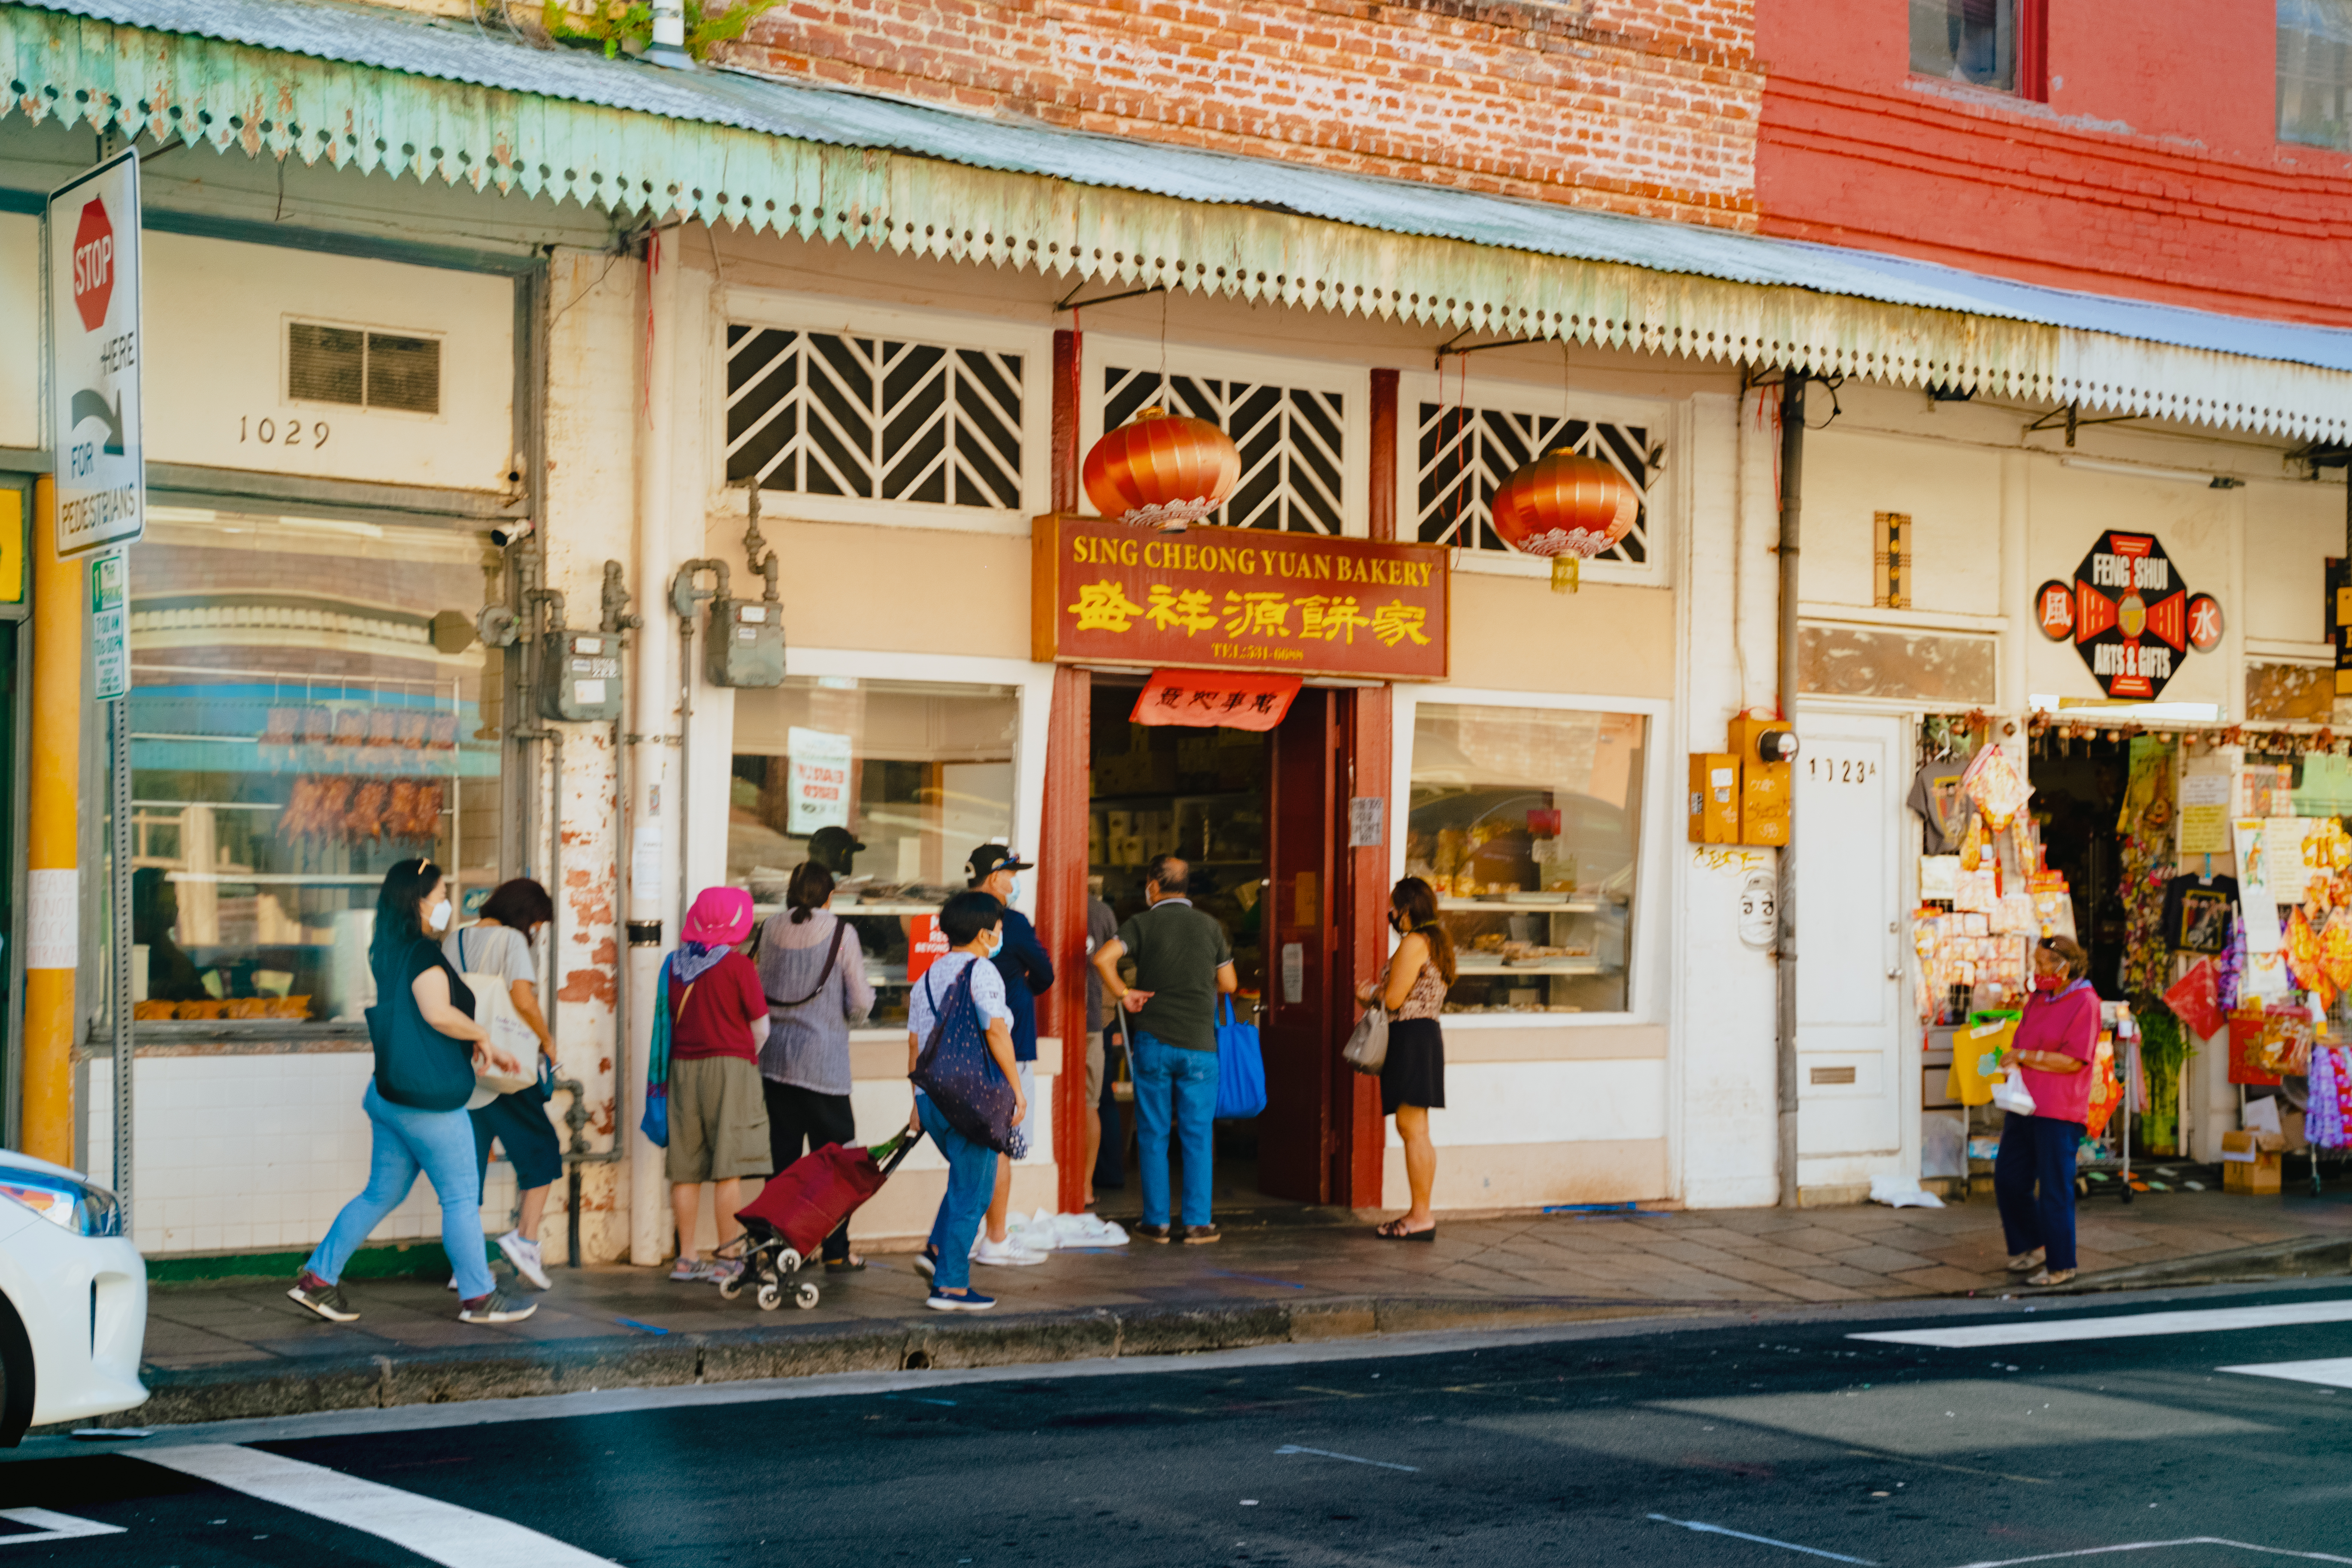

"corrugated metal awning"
[7,0,2349,440]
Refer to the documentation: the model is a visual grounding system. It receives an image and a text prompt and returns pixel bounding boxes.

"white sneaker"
[970,1234,1048,1267]
[498,1230,551,1291]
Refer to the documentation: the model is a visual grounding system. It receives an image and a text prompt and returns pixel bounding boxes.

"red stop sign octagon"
[72,196,114,333]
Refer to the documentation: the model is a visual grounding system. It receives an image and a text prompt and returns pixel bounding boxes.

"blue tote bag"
[1213,996,1267,1120]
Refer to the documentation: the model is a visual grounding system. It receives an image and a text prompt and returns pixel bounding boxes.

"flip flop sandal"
[1375,1220,1436,1242]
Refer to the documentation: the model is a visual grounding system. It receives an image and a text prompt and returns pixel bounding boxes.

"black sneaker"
[458,1290,539,1324]
[287,1271,357,1323]
[1134,1223,1175,1244]
[1178,1223,1223,1245]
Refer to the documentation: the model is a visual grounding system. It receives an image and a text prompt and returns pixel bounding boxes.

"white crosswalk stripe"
[1850,1299,2352,1349]
[141,1444,618,1568]
[2218,1355,2352,1389]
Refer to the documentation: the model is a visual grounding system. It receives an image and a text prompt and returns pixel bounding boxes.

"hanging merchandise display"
[2162,958,2225,1041]
[2309,1043,2351,1150]
[1908,754,1972,855]
[2137,996,2192,1155]
[2085,1032,2123,1140]
[1961,742,2034,830]
[2118,738,2179,1002]
[2228,1006,2285,1087]
[2159,872,2239,954]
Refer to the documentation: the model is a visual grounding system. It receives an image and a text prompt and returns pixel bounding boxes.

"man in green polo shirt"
[1091,854,1237,1244]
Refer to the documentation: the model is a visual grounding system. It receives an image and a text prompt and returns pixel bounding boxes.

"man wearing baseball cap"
[968,844,1054,1266]
[808,825,866,877]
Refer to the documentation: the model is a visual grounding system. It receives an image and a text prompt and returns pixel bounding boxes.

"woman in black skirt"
[1354,875,1454,1241]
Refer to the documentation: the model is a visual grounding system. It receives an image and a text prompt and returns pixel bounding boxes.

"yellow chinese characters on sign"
[1034,513,1449,681]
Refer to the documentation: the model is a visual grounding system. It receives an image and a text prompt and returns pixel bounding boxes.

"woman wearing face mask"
[1353,875,1456,1241]
[448,878,561,1291]
[1995,935,2100,1287]
[289,860,535,1326]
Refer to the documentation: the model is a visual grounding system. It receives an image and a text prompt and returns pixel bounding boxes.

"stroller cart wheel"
[777,1248,802,1274]
[794,1282,820,1310]
[756,1283,783,1311]
[717,1274,743,1301]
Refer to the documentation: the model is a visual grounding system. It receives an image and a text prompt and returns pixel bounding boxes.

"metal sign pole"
[110,694,131,1221]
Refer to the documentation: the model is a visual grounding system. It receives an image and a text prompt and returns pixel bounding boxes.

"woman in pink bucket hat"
[663,887,774,1283]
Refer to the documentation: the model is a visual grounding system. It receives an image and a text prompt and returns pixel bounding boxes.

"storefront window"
[128,507,503,1023]
[1405,702,1646,1015]
[1910,0,2021,92]
[730,676,1019,1026]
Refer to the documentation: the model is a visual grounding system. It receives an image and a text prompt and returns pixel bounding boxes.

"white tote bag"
[463,971,540,1107]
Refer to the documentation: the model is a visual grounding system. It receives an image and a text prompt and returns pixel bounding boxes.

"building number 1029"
[1807,755,1877,784]
[239,415,330,449]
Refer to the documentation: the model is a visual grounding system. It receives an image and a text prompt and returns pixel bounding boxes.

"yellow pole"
[21,475,80,1165]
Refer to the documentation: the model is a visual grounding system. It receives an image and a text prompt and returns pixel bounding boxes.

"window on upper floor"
[1910,0,2021,92]
[2281,0,2352,150]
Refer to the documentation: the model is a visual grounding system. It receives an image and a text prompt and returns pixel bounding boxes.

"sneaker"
[498,1230,551,1291]
[668,1258,713,1283]
[287,1271,357,1323]
[914,1248,937,1280]
[1178,1223,1222,1245]
[971,1235,1048,1268]
[458,1290,539,1324]
[1134,1223,1175,1244]
[925,1286,997,1312]
[2004,1248,2046,1274]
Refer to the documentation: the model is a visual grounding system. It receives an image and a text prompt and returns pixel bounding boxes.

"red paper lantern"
[1082,406,1241,531]
[1488,449,1640,592]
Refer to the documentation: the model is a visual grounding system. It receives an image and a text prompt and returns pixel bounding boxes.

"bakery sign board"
[1032,514,1450,680]
[2032,530,2221,700]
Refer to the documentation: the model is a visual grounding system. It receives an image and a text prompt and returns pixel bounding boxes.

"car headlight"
[0,1171,123,1238]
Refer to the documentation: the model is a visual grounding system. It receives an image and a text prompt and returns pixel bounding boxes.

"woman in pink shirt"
[1995,935,2102,1286]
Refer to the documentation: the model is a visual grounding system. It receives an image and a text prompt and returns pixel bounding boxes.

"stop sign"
[72,196,114,333]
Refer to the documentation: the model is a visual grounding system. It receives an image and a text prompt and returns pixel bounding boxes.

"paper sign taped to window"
[787,726,853,834]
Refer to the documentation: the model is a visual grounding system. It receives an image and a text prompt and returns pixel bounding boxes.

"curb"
[49,1296,1706,1433]
[2019,1235,2352,1296]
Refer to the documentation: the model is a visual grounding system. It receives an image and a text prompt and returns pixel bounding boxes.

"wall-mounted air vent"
[288,322,442,415]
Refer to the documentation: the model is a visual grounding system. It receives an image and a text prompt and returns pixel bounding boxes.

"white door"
[1794,714,1906,1159]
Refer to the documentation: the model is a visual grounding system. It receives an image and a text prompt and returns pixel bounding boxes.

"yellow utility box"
[1688,752,1738,844]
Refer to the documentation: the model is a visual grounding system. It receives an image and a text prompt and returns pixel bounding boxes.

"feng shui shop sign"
[2032,530,2221,700]
[1032,513,1450,680]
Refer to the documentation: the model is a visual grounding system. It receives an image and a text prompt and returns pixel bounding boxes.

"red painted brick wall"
[1756,0,2352,326]
[725,1,1762,228]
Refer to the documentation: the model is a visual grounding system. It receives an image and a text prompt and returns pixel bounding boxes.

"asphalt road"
[7,1282,2352,1567]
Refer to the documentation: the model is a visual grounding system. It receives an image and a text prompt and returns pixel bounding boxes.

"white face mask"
[427,898,453,933]
[1005,875,1023,905]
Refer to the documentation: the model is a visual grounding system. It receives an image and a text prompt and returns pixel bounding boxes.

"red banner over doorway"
[1129,669,1302,731]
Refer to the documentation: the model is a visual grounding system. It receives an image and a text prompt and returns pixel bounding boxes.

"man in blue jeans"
[1091,854,1237,1244]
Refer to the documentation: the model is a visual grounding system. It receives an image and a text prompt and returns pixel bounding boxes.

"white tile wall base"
[80,1056,519,1259]
[1384,1059,1668,1148]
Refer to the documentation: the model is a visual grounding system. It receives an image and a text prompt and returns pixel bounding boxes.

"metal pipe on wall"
[1776,374,1806,1211]
[626,227,679,1268]
[21,475,80,1168]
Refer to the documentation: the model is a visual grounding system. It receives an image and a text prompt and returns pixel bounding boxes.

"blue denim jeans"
[917,1093,999,1293]
[1994,1112,2085,1271]
[305,1082,494,1298]
[1132,1032,1217,1227]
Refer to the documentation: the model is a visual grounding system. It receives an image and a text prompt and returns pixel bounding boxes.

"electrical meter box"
[540,631,624,722]
[1725,714,1795,847]
[706,598,785,688]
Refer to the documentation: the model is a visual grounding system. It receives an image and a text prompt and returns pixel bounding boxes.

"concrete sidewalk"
[102,1184,2352,1430]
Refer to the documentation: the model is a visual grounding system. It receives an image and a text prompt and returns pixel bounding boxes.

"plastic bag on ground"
[1867,1174,1946,1209]
[1005,1207,1129,1250]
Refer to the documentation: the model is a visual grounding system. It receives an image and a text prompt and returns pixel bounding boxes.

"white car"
[0,1148,147,1444]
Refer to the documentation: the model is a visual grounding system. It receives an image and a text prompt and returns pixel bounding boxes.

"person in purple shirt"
[1996,935,2101,1287]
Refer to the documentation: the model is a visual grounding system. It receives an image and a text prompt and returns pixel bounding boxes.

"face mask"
[2033,971,2064,993]
[428,899,453,933]
[984,929,1004,957]
[1005,876,1023,905]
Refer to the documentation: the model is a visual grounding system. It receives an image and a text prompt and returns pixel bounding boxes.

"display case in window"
[730,675,1020,1027]
[1407,703,1646,1015]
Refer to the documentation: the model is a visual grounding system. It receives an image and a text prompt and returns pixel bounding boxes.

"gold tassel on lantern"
[1551,556,1579,594]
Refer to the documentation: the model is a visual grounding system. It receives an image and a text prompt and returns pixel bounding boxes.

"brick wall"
[724,0,1763,228]
[1756,0,2352,327]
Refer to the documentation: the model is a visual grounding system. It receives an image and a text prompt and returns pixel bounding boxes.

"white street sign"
[49,149,143,559]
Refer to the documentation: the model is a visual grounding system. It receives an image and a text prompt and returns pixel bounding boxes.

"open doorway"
[1085,675,1281,1214]
[2031,738,2131,1000]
